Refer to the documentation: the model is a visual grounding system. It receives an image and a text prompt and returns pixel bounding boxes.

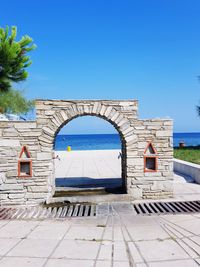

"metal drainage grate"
[133,200,200,215]
[0,204,96,220]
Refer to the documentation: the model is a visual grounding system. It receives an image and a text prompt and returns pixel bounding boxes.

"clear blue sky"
[1,0,200,133]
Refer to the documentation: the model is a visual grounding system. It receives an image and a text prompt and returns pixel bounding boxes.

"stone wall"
[0,99,173,205]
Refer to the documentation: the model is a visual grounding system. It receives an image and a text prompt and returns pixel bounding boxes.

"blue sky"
[1,0,200,133]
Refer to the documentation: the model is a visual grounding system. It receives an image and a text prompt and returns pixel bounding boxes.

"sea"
[55,132,200,151]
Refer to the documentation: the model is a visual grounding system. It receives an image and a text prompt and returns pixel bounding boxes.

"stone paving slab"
[52,239,100,260]
[0,257,47,267]
[45,259,94,267]
[0,204,199,266]
[7,239,59,258]
[136,239,190,262]
[0,239,20,256]
[64,225,104,240]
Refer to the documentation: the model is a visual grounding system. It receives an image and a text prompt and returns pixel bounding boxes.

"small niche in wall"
[144,142,157,155]
[18,146,32,178]
[144,142,158,172]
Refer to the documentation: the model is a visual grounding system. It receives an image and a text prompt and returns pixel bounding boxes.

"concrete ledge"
[174,158,200,184]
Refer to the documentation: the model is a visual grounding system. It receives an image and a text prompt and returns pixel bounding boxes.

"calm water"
[55,133,200,151]
[173,132,200,147]
[55,134,121,151]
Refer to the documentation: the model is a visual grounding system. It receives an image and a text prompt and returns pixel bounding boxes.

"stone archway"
[53,114,127,192]
[0,99,173,205]
[37,100,137,199]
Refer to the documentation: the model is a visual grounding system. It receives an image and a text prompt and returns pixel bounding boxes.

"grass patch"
[174,146,200,165]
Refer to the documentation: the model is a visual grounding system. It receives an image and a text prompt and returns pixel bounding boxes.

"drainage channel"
[133,200,200,215]
[0,204,97,220]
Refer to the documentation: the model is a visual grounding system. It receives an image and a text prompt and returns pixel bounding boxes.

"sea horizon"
[58,131,200,135]
[55,132,200,151]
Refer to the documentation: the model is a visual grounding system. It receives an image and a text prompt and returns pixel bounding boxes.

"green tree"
[0,25,36,114]
[0,89,34,114]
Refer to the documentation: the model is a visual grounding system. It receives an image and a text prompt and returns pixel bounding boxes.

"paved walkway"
[55,150,121,177]
[55,150,200,202]
[55,150,121,188]
[0,204,199,266]
[0,151,199,266]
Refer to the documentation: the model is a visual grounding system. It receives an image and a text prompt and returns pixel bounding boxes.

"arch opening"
[52,114,127,196]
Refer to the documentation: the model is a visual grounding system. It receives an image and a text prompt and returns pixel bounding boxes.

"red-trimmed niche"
[18,146,32,178]
[144,142,158,172]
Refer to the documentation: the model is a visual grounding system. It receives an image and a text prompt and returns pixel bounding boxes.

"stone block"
[0,193,8,200]
[60,110,69,121]
[92,102,99,113]
[0,158,7,164]
[0,139,20,147]
[0,173,6,185]
[150,180,173,192]
[51,117,60,127]
[8,193,25,199]
[20,131,41,137]
[118,118,128,127]
[0,183,24,191]
[37,152,52,160]
[100,105,106,116]
[44,110,55,116]
[83,105,90,114]
[120,122,130,132]
[28,186,48,192]
[3,128,18,137]
[126,135,138,145]
[110,111,120,122]
[15,122,36,129]
[164,120,173,126]
[115,115,124,124]
[43,127,54,137]
[25,192,46,199]
[156,130,172,137]
[104,106,113,117]
[138,142,147,149]
[127,157,143,166]
[135,126,145,130]
[6,171,17,178]
[129,186,143,199]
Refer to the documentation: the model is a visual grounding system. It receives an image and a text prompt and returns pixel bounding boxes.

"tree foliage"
[0,26,36,91]
[0,89,34,114]
[0,25,36,115]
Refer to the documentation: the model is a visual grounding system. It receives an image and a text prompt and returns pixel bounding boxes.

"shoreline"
[55,148,121,152]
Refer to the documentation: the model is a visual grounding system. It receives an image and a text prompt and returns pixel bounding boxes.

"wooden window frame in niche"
[144,156,158,173]
[18,146,32,178]
[143,142,158,173]
[18,160,33,178]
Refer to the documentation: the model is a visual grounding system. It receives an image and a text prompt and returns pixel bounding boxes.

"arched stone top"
[36,100,138,149]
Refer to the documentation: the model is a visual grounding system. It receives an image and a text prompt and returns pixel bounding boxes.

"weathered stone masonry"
[0,100,173,205]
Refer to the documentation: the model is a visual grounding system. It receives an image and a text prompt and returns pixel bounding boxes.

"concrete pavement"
[0,204,199,266]
[0,150,199,266]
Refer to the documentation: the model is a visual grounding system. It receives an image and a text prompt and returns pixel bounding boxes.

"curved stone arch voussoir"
[49,104,135,147]
[37,100,140,196]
